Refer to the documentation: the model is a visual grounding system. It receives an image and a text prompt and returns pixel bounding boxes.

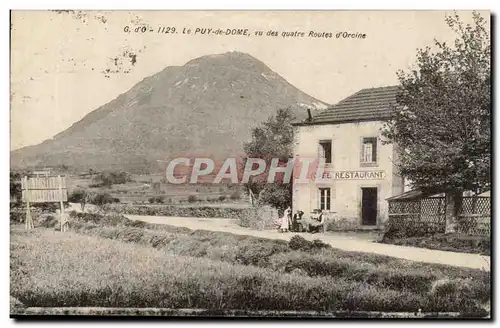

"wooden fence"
[388,196,490,237]
[457,196,491,236]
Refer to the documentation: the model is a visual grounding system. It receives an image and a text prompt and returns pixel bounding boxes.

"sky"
[10,10,489,150]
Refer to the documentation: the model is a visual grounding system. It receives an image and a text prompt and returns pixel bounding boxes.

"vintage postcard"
[9,10,491,319]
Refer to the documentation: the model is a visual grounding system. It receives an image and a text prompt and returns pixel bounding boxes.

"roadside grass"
[381,234,490,256]
[10,227,487,315]
[23,211,491,312]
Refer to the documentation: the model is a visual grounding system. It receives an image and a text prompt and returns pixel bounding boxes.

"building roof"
[294,85,400,126]
[386,189,435,201]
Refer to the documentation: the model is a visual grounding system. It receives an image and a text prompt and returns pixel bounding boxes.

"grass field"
[68,173,249,205]
[10,212,491,316]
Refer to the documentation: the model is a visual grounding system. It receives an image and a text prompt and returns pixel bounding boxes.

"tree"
[10,172,22,203]
[243,107,296,210]
[382,12,490,232]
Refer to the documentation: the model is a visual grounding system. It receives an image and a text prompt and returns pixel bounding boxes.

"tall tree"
[10,172,22,203]
[382,12,490,231]
[243,107,296,210]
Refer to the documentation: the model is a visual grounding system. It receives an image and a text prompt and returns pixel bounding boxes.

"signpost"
[21,174,68,231]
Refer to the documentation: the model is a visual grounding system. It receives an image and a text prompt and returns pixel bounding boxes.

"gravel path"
[125,214,491,271]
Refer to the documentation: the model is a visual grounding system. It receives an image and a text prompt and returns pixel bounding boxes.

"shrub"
[92,171,131,187]
[68,189,87,203]
[36,215,58,228]
[68,211,130,227]
[32,203,60,213]
[229,191,241,200]
[126,220,147,228]
[288,235,331,252]
[101,204,259,221]
[239,206,278,230]
[148,196,165,204]
[92,192,120,206]
[235,243,289,267]
[218,195,227,202]
[187,195,197,203]
[10,210,24,223]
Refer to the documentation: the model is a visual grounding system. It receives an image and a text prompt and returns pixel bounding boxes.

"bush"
[69,211,130,227]
[102,204,259,221]
[187,195,197,203]
[148,196,165,204]
[10,210,24,223]
[92,171,131,187]
[68,189,87,203]
[32,203,60,213]
[288,235,331,252]
[229,191,241,201]
[92,192,119,206]
[235,242,289,267]
[36,215,58,228]
[239,206,278,230]
[218,195,227,202]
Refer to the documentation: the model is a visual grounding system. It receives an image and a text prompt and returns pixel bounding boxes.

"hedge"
[102,204,278,230]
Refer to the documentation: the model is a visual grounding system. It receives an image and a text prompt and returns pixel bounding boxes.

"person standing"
[280,207,292,232]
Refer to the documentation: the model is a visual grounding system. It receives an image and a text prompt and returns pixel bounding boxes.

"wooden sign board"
[21,176,67,203]
[21,175,69,231]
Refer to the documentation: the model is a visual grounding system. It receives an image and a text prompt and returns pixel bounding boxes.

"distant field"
[67,173,249,205]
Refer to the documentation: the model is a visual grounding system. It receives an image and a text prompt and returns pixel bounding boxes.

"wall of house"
[292,120,404,229]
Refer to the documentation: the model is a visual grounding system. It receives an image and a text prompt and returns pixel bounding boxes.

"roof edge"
[291,116,392,127]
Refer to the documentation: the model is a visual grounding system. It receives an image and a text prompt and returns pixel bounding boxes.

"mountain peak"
[184,51,266,70]
[11,53,329,172]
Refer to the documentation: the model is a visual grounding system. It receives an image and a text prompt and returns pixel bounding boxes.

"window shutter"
[318,143,323,159]
[372,138,377,163]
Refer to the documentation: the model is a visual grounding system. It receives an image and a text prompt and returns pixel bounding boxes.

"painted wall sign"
[321,170,386,180]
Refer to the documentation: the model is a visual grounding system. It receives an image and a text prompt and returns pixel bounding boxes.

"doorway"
[361,187,378,225]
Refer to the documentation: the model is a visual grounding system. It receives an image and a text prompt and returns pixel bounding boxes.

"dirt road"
[125,214,491,271]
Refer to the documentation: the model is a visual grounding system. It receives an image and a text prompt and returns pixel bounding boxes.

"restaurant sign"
[321,170,386,180]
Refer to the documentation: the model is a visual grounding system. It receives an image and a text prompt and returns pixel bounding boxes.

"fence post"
[445,190,462,234]
[24,176,34,230]
[58,175,66,232]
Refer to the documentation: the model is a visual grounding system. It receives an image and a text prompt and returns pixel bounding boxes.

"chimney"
[307,108,313,122]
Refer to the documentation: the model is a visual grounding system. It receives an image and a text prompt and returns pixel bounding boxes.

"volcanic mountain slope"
[11,52,329,172]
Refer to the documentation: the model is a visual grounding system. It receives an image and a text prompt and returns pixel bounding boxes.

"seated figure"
[291,210,305,232]
[308,209,324,234]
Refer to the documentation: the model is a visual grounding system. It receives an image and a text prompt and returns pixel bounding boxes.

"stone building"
[291,86,406,230]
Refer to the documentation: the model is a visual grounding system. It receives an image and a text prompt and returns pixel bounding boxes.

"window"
[361,137,377,164]
[319,188,331,211]
[319,140,332,164]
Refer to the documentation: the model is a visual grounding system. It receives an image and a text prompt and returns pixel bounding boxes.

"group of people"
[276,207,325,234]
